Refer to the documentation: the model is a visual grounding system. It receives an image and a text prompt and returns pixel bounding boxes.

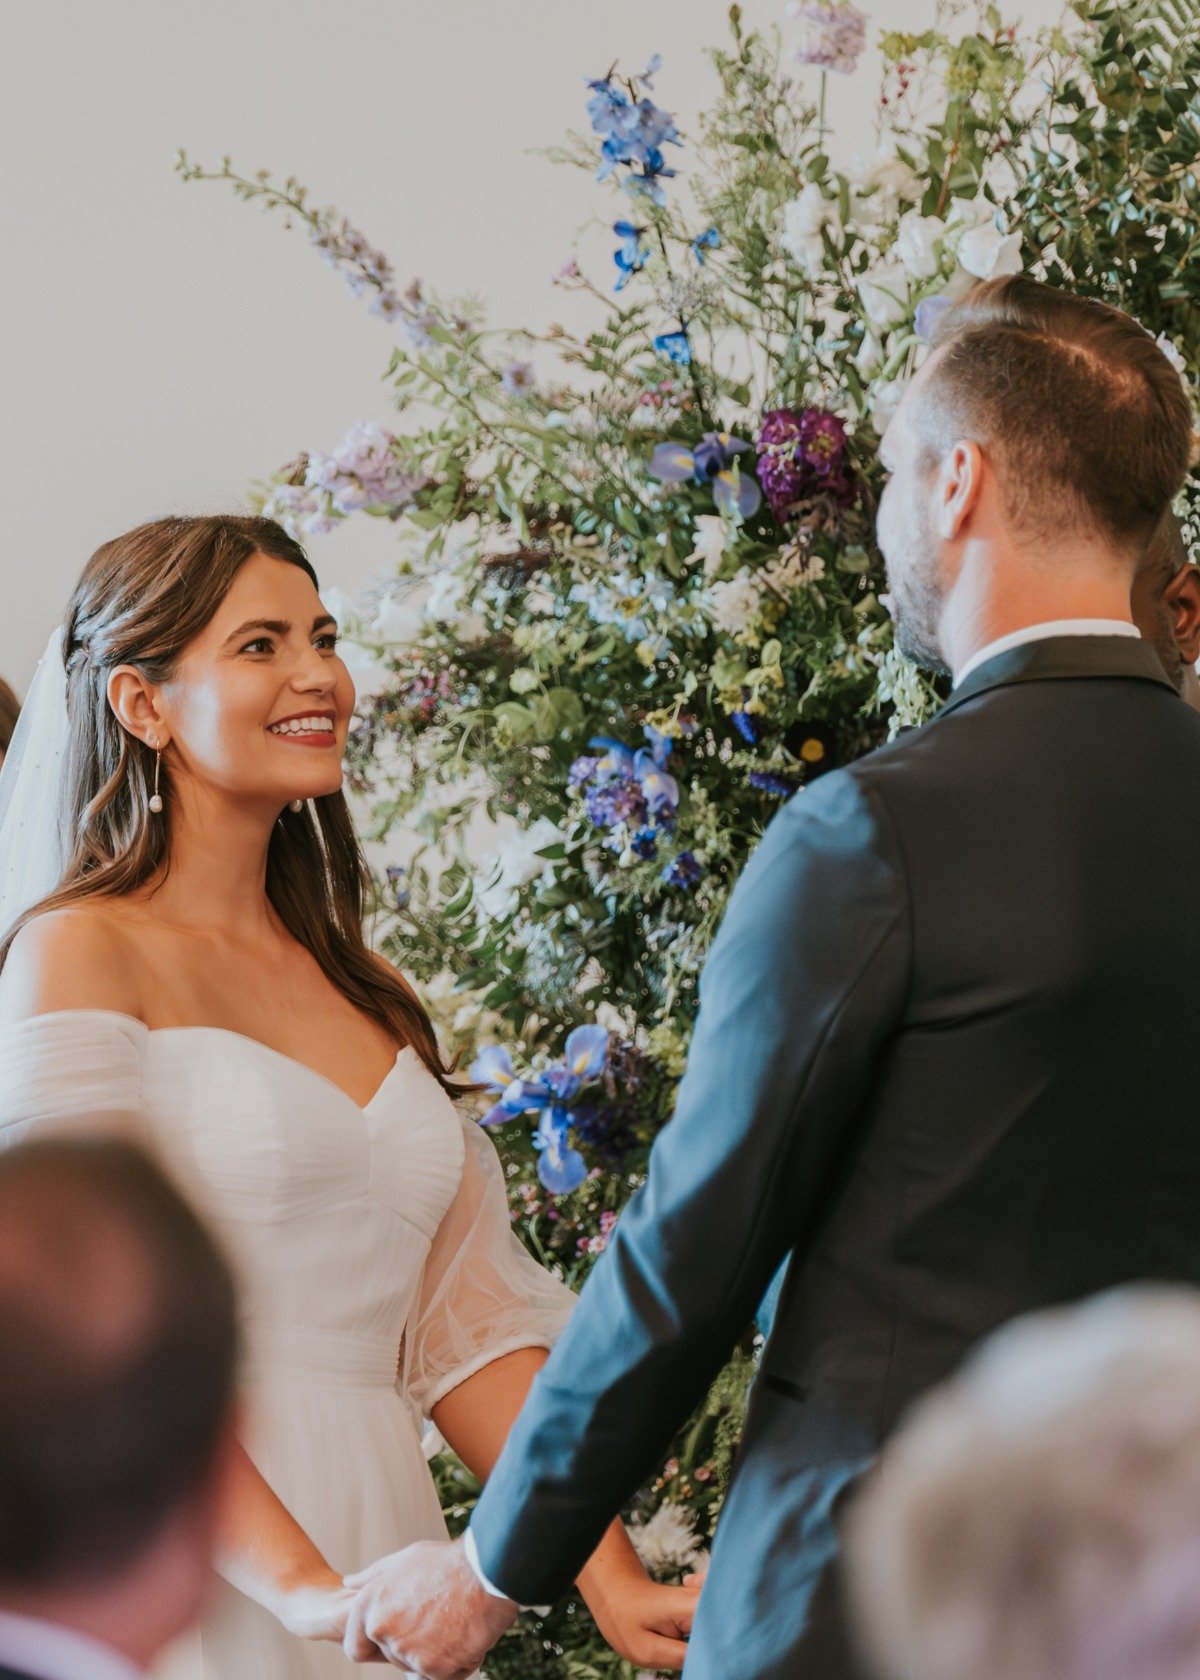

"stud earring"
[148,743,164,815]
[289,798,304,814]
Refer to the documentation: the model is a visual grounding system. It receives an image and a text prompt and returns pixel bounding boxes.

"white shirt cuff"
[462,1528,549,1616]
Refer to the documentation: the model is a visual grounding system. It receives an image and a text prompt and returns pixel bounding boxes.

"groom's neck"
[940,536,1137,681]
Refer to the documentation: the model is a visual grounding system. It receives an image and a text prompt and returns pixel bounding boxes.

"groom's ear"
[1165,565,1200,666]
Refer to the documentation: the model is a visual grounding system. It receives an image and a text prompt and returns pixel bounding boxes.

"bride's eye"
[240,637,274,655]
[315,632,339,652]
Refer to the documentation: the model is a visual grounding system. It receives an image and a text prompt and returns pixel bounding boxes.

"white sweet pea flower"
[372,592,426,645]
[849,147,923,211]
[856,263,910,331]
[945,194,998,233]
[339,640,392,707]
[1156,333,1189,377]
[687,513,732,576]
[957,220,1023,280]
[476,817,563,922]
[424,570,466,623]
[869,375,909,429]
[855,331,885,376]
[895,210,946,281]
[781,184,840,272]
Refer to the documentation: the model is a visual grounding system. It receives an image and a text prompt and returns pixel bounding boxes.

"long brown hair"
[0,514,453,1090]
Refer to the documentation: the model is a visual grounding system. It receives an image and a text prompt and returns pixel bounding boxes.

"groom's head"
[876,276,1194,675]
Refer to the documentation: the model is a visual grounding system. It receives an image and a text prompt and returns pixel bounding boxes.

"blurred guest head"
[0,677,19,767]
[846,1287,1200,1680]
[1130,510,1200,706]
[0,1136,239,1670]
[876,275,1194,675]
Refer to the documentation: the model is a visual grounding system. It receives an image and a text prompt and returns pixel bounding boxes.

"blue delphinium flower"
[649,432,763,519]
[731,710,761,746]
[613,220,649,291]
[653,330,692,365]
[690,226,720,264]
[631,826,659,860]
[749,770,799,797]
[472,1026,610,1193]
[662,850,703,888]
[385,864,410,907]
[586,67,681,205]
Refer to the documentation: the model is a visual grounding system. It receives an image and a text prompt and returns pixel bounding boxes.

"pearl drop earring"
[148,742,164,815]
[289,798,304,814]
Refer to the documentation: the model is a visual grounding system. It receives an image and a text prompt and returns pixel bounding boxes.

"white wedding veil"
[0,628,70,941]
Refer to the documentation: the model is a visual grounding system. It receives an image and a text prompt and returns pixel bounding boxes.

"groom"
[347,276,1200,1679]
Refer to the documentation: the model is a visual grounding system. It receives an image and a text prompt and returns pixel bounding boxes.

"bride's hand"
[584,1569,702,1673]
[277,1571,373,1649]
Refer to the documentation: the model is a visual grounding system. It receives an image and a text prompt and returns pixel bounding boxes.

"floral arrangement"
[181,1,1200,1670]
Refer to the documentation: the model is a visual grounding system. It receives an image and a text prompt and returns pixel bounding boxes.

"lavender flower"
[305,421,423,515]
[786,0,869,75]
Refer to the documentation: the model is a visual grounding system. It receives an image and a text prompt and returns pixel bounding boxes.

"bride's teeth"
[269,718,333,735]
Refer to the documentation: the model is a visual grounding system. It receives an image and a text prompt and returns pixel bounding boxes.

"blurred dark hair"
[0,514,453,1091]
[0,1136,237,1586]
[0,678,18,757]
[923,275,1194,554]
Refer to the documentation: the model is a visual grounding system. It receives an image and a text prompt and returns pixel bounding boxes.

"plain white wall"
[0,0,1061,692]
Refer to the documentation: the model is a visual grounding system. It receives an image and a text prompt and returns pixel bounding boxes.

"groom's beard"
[885,500,951,678]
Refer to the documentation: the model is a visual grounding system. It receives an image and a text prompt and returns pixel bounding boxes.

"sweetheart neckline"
[9,1008,414,1115]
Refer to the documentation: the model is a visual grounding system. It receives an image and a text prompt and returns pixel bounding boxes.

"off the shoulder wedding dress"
[0,1008,575,1679]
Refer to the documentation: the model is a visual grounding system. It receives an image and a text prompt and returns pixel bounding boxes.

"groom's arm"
[469,766,912,1607]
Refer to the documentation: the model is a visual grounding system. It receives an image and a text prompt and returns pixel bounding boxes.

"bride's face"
[157,553,355,810]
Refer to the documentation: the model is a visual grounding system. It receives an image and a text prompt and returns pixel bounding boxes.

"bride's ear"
[107,666,169,749]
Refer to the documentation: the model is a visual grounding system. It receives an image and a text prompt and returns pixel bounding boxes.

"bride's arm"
[0,919,361,1647]
[433,1348,698,1672]
[216,1442,359,1643]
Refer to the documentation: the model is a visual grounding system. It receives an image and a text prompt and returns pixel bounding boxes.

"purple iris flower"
[472,1027,610,1193]
[649,433,763,520]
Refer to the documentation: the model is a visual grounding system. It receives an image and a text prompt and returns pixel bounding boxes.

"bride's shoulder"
[1,903,145,1024]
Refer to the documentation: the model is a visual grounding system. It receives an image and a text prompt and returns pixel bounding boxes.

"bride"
[0,514,698,1677]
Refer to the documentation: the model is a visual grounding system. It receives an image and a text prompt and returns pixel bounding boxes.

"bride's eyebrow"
[222,615,337,646]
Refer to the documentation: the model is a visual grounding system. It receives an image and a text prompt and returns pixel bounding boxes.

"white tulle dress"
[0,1008,575,1680]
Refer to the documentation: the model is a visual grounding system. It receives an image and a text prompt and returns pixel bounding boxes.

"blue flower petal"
[480,1100,512,1128]
[538,1145,589,1194]
[712,468,763,519]
[653,330,692,366]
[469,1043,515,1089]
[648,442,697,483]
[565,1024,609,1081]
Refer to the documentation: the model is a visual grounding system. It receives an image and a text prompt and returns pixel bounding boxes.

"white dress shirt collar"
[953,619,1140,688]
[0,1610,143,1680]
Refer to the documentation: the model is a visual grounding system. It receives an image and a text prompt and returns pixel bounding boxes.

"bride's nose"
[289,647,338,694]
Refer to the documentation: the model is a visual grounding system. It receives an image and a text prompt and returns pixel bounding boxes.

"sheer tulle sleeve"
[406,1118,576,1416]
[0,1009,152,1147]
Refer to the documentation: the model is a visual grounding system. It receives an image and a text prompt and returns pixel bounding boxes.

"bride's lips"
[266,710,339,748]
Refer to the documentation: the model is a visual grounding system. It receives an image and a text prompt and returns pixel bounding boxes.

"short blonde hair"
[846,1288,1200,1680]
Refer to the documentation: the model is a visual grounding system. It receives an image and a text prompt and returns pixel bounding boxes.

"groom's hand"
[343,1537,517,1677]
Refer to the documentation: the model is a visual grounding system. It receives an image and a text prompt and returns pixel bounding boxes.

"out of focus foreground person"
[847,1288,1200,1680]
[0,1136,239,1680]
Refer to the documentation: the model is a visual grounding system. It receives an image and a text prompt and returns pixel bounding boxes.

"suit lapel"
[937,634,1178,721]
